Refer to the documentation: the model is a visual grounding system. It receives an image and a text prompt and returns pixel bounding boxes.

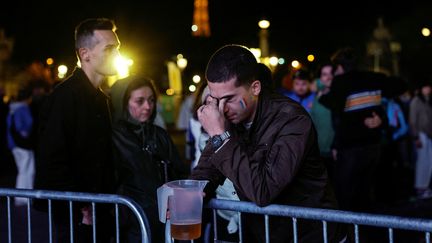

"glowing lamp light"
[278,58,285,65]
[192,75,201,83]
[176,54,188,70]
[57,65,68,79]
[189,84,197,92]
[258,20,270,29]
[46,58,54,66]
[166,88,175,96]
[291,60,301,69]
[250,48,262,62]
[422,27,431,37]
[269,56,279,67]
[114,54,133,79]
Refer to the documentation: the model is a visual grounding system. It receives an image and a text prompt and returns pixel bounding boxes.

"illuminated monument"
[192,0,211,37]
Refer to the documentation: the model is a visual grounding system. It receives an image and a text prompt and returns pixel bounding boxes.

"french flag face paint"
[239,98,247,109]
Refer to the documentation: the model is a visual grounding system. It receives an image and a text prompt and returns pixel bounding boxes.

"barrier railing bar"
[238,212,243,243]
[264,214,270,243]
[0,188,151,243]
[48,199,52,243]
[115,203,120,243]
[69,201,74,243]
[212,209,217,242]
[92,202,96,243]
[206,199,432,232]
[322,220,328,243]
[7,196,11,243]
[293,217,298,243]
[27,199,32,243]
[388,227,393,243]
[354,224,359,243]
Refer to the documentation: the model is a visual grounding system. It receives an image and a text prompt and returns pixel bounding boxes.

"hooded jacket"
[111,77,189,241]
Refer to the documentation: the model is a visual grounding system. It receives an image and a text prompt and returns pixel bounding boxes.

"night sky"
[1,0,431,82]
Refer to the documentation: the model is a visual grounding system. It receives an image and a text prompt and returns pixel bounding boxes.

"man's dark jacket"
[191,90,341,242]
[34,68,115,194]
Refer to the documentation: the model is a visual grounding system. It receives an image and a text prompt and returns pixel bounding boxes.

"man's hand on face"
[197,96,227,137]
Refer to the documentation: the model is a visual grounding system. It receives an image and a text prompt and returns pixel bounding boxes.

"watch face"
[211,135,223,149]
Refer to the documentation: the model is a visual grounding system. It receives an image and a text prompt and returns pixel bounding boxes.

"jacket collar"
[72,67,109,99]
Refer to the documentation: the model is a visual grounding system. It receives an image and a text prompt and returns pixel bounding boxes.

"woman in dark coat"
[112,75,189,243]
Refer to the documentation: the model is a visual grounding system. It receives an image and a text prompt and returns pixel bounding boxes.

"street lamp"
[422,27,431,37]
[258,19,270,58]
[176,54,188,71]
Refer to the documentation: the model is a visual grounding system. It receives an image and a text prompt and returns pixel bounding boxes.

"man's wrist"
[210,131,231,150]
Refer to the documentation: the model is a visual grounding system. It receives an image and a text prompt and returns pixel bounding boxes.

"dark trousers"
[333,144,381,212]
[52,204,114,243]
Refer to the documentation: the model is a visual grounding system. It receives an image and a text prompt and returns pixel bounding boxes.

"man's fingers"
[207,96,217,106]
[218,98,226,114]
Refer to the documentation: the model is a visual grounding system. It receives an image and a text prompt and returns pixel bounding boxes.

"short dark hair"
[205,44,260,87]
[74,18,116,51]
[331,47,357,73]
[292,69,311,81]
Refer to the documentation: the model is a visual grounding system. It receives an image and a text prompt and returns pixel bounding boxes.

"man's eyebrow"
[210,94,234,100]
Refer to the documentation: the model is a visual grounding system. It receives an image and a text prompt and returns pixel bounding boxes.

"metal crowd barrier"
[206,199,432,243]
[0,187,151,243]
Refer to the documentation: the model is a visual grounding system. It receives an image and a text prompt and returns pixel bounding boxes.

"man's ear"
[251,80,261,96]
[78,48,89,62]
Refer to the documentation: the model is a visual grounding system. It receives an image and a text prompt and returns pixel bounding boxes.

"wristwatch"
[210,131,231,150]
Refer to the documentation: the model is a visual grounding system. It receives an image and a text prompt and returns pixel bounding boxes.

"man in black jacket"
[319,47,389,213]
[34,18,120,242]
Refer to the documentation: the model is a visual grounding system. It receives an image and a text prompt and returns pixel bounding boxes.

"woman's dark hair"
[192,82,208,120]
[123,76,159,122]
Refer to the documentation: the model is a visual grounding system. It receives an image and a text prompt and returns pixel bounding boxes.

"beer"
[171,221,201,240]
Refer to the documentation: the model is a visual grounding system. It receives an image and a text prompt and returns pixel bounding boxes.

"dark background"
[1,0,432,82]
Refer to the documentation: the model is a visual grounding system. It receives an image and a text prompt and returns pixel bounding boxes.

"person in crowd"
[374,76,410,202]
[279,69,316,113]
[319,47,391,213]
[112,75,190,243]
[396,88,416,168]
[0,86,16,185]
[28,79,51,160]
[177,90,197,163]
[34,17,120,242]
[6,86,35,206]
[310,62,335,181]
[188,83,210,170]
[409,79,432,199]
[191,44,344,243]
